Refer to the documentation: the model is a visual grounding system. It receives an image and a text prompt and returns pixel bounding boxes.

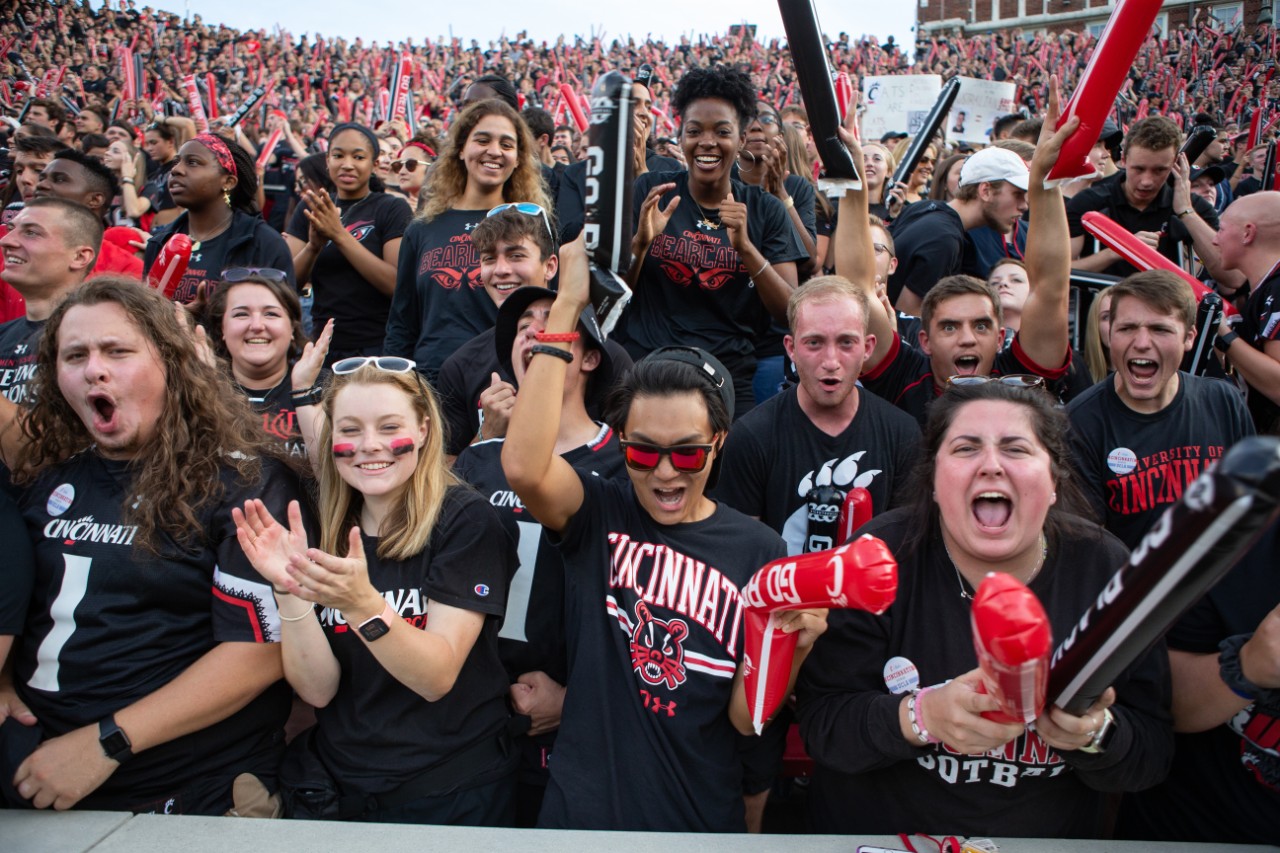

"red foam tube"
[391,54,412,123]
[560,83,589,133]
[256,127,283,170]
[1045,0,1165,185]
[971,572,1052,725]
[147,233,192,299]
[1081,211,1239,317]
[837,487,873,544]
[205,72,219,119]
[182,75,210,132]
[741,535,898,733]
[835,72,854,122]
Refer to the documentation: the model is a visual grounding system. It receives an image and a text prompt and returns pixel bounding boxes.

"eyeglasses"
[390,158,426,174]
[756,114,779,126]
[223,267,289,284]
[619,440,715,474]
[873,242,894,258]
[332,356,418,375]
[488,202,555,243]
[946,374,1045,389]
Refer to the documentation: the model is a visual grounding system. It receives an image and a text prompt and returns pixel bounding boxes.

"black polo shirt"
[1066,171,1218,278]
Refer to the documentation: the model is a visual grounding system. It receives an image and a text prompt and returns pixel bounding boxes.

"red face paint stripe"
[332,443,355,458]
[390,438,415,456]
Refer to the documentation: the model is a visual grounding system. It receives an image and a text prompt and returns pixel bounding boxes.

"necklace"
[944,532,1047,601]
[690,193,721,231]
[189,208,233,254]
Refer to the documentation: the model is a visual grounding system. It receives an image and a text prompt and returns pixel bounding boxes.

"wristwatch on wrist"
[1214,330,1239,353]
[1077,707,1116,754]
[98,715,134,764]
[290,385,324,407]
[1175,208,1195,219]
[356,601,396,642]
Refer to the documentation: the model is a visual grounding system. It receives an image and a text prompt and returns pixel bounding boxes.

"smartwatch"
[98,715,134,764]
[1214,330,1239,354]
[1077,708,1116,754]
[356,601,396,642]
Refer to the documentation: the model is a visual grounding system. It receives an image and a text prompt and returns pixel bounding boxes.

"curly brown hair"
[15,276,286,551]
[419,99,550,221]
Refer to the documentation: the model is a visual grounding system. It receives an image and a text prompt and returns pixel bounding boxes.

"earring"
[223,189,232,207]
[1051,491,1057,504]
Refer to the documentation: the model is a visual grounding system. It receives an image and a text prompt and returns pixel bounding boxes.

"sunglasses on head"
[223,267,289,284]
[619,440,715,474]
[946,373,1045,389]
[332,356,418,375]
[488,202,555,243]
[390,158,425,173]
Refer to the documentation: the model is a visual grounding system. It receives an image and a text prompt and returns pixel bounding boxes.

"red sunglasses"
[619,440,715,474]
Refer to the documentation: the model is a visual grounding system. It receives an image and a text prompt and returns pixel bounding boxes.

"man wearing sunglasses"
[436,206,632,460]
[453,259,626,826]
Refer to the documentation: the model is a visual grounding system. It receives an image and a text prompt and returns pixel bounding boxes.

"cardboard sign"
[948,77,1019,144]
[860,74,941,141]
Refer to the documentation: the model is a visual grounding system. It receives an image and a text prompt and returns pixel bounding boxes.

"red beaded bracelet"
[535,331,581,343]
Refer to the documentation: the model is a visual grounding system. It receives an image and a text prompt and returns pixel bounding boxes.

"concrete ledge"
[3,811,1278,853]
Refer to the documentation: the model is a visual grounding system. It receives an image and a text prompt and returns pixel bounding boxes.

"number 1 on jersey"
[499,520,541,642]
[29,554,92,692]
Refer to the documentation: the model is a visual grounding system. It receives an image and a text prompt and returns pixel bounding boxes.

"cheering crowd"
[0,0,1278,845]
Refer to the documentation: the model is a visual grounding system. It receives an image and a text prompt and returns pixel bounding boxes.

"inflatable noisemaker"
[1080,211,1239,318]
[1181,291,1223,376]
[1180,125,1216,166]
[560,83,589,133]
[256,127,284,170]
[583,71,635,336]
[889,77,961,191]
[1048,436,1280,714]
[777,0,861,192]
[971,572,1051,725]
[741,535,898,733]
[838,487,873,544]
[225,85,267,127]
[182,74,210,132]
[147,233,192,299]
[1045,0,1165,185]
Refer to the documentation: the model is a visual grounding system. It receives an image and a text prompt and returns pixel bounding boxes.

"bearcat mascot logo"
[630,600,689,689]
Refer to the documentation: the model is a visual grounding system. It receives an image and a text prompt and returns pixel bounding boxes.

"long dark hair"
[16,276,286,551]
[899,381,1096,560]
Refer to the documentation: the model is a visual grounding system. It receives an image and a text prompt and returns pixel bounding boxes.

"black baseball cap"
[638,346,735,488]
[495,286,614,390]
[1190,164,1226,185]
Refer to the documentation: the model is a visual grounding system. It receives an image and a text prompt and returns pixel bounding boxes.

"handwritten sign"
[948,77,1019,144]
[861,75,941,141]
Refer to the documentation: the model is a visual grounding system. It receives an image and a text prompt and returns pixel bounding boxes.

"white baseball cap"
[958,147,1029,191]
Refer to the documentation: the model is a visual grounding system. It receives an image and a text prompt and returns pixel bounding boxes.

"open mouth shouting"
[972,491,1013,531]
[87,389,119,434]
[953,354,982,375]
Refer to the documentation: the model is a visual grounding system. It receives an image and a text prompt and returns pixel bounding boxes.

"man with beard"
[888,147,1029,315]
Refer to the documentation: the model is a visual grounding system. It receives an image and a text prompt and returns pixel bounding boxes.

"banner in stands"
[860,74,941,141]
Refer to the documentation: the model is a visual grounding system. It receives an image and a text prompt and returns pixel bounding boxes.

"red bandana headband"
[194,133,236,175]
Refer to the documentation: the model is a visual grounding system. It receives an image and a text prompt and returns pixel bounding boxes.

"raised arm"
[500,236,589,534]
[1020,77,1077,371]
[832,127,895,373]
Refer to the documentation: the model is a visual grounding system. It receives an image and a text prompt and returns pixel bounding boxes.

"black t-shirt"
[539,474,787,831]
[286,192,411,353]
[1236,270,1280,433]
[383,209,493,378]
[453,426,625,684]
[141,159,177,223]
[311,486,515,796]
[887,200,977,305]
[713,386,920,552]
[0,317,43,408]
[436,326,634,458]
[624,171,807,361]
[1119,523,1280,843]
[1066,373,1255,549]
[8,453,303,809]
[0,487,34,635]
[235,371,318,460]
[1065,172,1220,278]
[174,229,232,302]
[796,509,1173,838]
[861,332,1072,427]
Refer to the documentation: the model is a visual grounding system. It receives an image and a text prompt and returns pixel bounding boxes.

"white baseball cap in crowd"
[958,147,1030,191]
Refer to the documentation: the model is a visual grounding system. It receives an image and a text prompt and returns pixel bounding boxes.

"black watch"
[98,715,134,764]
[1214,331,1239,354]
[291,385,324,408]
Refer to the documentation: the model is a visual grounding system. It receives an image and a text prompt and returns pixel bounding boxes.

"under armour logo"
[463,221,477,232]
[14,344,26,354]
